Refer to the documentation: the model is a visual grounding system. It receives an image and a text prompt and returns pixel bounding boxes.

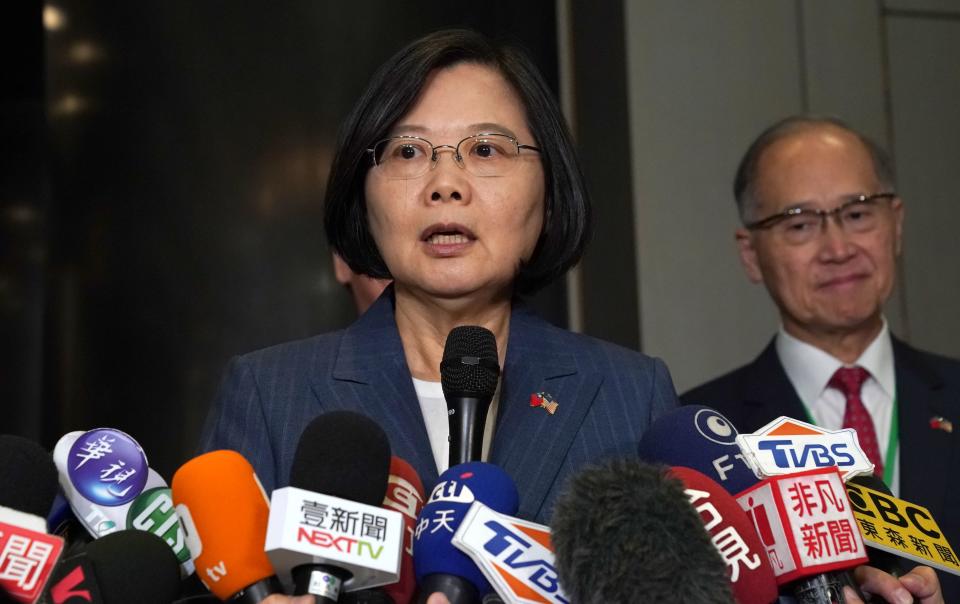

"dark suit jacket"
[682,337,960,600]
[199,290,678,523]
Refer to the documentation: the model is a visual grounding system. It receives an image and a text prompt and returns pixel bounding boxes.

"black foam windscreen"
[0,434,59,517]
[440,325,499,398]
[289,411,391,506]
[86,530,181,604]
[551,458,733,604]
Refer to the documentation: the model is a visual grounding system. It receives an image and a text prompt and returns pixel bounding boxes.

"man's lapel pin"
[929,416,954,434]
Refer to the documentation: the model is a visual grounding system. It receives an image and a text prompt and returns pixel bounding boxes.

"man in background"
[682,116,959,601]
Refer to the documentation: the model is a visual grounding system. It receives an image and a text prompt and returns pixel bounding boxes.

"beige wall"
[621,0,960,392]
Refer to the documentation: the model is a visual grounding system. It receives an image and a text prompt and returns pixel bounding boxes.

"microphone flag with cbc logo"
[638,405,759,496]
[845,475,960,577]
[171,449,283,602]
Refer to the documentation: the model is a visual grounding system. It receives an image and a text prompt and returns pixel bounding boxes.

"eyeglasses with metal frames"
[744,192,897,245]
[366,133,541,179]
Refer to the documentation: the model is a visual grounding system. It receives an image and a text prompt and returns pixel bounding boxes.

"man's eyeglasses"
[367,133,541,179]
[744,192,897,245]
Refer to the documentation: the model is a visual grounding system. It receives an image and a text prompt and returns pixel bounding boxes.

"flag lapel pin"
[529,391,559,415]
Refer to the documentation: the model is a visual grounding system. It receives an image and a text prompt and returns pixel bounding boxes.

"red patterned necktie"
[829,366,883,477]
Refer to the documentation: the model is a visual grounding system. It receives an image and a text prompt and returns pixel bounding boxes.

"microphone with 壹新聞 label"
[171,449,284,603]
[441,326,500,468]
[264,411,404,603]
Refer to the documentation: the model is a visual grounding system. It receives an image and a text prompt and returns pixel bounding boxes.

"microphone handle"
[791,571,866,604]
[231,576,284,603]
[446,396,491,467]
[415,573,478,604]
[293,563,351,603]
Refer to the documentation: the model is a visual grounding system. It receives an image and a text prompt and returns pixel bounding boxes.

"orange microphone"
[171,450,283,603]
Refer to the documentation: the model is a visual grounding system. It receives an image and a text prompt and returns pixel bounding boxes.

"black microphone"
[440,326,500,467]
[0,434,60,521]
[280,411,395,603]
[551,458,735,603]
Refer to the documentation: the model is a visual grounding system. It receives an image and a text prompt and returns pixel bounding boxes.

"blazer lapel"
[312,289,440,490]
[892,338,950,511]
[490,307,602,520]
[738,340,810,431]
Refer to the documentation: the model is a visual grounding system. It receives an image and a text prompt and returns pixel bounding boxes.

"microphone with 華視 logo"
[441,326,500,468]
[265,412,404,603]
[0,435,66,603]
[51,429,194,576]
[413,462,519,604]
[171,449,284,603]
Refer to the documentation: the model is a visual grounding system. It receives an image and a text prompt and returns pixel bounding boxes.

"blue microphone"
[637,404,759,495]
[413,462,519,604]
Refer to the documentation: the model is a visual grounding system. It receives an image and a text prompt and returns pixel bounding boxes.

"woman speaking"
[199,29,677,524]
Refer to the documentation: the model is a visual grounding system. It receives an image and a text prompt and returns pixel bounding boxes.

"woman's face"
[364,62,545,301]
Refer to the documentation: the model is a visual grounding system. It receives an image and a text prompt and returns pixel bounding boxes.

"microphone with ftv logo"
[171,450,284,603]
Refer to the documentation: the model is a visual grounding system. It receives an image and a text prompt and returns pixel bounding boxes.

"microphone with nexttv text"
[52,428,194,575]
[265,412,404,603]
[43,529,181,604]
[550,458,734,604]
[669,466,779,604]
[638,405,759,496]
[441,326,500,467]
[171,449,284,603]
[0,435,66,603]
[413,462,519,604]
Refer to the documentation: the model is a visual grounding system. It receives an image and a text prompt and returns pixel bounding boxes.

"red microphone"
[381,456,425,604]
[670,466,779,604]
[735,466,868,601]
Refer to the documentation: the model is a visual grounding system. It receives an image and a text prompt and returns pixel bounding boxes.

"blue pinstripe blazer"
[199,290,678,523]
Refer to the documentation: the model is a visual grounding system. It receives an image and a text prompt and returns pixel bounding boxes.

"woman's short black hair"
[323,29,591,295]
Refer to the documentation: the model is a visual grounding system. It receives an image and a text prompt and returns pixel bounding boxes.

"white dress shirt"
[775,320,900,495]
[412,377,501,475]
